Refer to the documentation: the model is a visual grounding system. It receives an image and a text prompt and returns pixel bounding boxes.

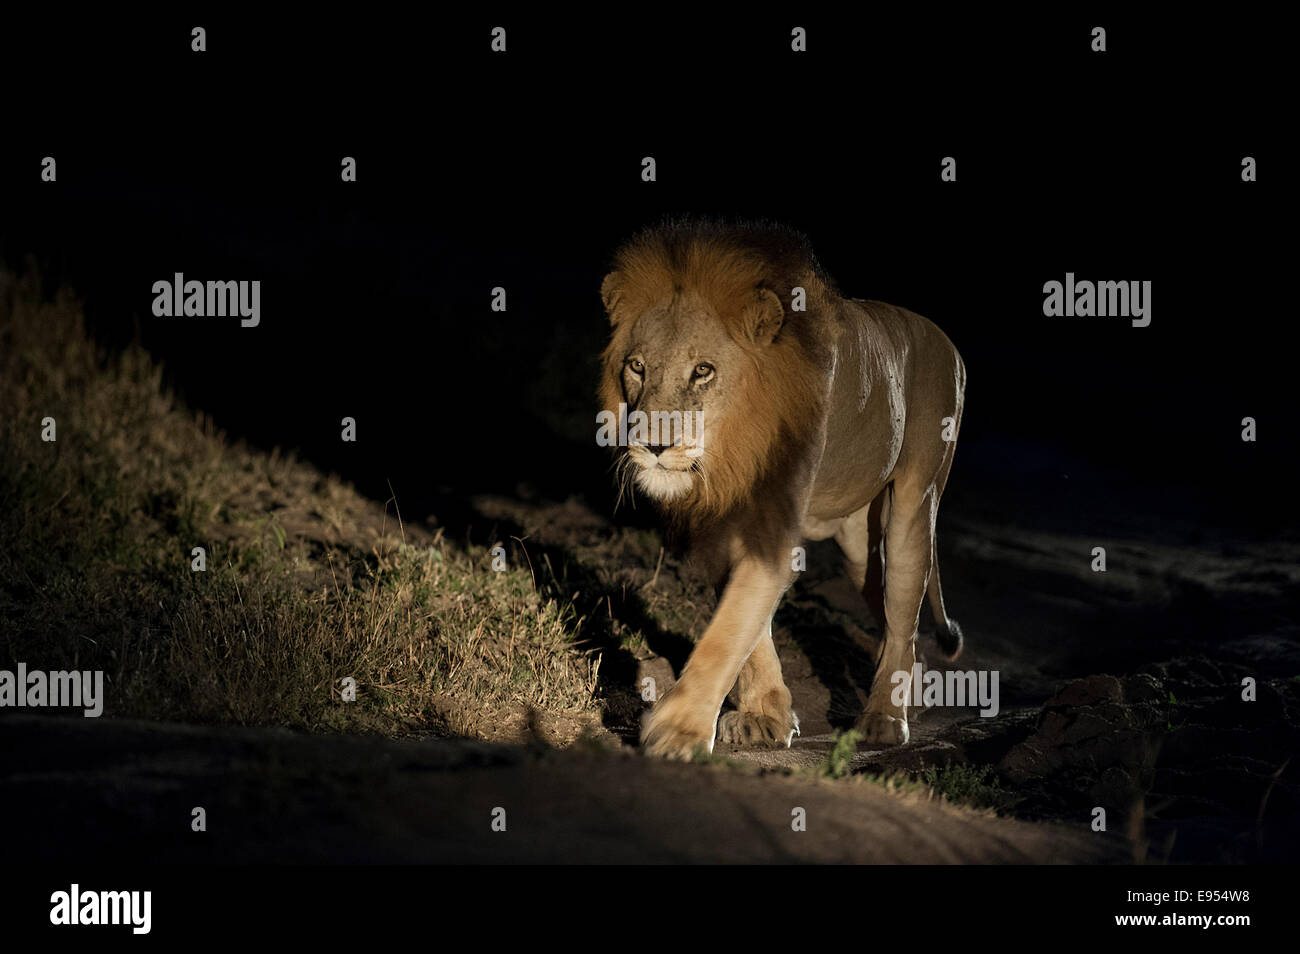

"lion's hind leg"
[856,481,938,747]
[834,484,891,639]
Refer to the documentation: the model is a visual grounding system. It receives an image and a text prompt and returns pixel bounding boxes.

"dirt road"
[1,713,1119,864]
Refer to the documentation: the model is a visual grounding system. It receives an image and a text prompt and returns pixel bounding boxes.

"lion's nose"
[647,443,674,457]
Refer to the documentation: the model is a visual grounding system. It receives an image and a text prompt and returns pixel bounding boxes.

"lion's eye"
[627,357,645,375]
[693,363,715,382]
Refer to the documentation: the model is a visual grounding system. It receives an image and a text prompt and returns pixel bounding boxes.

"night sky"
[2,11,1290,538]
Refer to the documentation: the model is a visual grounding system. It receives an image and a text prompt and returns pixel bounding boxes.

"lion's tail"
[928,541,964,662]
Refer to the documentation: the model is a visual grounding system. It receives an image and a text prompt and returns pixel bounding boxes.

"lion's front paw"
[717,709,800,748]
[640,698,717,761]
[857,710,909,746]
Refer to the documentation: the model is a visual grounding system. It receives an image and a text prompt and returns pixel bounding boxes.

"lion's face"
[600,234,798,517]
[612,292,752,503]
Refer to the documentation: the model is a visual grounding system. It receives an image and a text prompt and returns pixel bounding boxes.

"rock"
[635,656,676,702]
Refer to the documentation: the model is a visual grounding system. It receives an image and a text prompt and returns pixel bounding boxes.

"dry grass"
[0,270,603,742]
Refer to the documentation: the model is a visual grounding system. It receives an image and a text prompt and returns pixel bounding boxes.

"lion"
[598,219,967,759]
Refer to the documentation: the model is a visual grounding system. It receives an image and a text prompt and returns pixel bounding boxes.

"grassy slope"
[0,271,605,741]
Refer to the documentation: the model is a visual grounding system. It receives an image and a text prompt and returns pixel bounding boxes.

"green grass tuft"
[918,763,1006,810]
[815,728,864,779]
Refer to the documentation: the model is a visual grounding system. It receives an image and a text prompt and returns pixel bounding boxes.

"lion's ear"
[745,288,785,345]
[600,272,624,325]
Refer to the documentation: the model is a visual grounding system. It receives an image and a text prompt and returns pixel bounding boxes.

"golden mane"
[599,221,840,530]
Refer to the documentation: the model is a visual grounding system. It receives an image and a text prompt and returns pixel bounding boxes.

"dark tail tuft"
[935,618,964,662]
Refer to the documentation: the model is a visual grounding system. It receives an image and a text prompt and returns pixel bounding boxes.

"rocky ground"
[2,712,1121,864]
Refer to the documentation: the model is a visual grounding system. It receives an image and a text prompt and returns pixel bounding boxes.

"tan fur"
[599,221,966,759]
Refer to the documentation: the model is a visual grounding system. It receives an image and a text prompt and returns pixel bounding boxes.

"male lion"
[599,220,967,759]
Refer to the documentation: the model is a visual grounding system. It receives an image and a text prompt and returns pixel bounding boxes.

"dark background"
[2,11,1292,540]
